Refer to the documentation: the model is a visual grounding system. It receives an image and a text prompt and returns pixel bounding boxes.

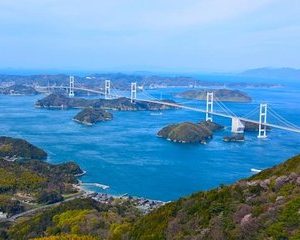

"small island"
[35,93,177,111]
[73,108,113,125]
[0,84,39,95]
[157,121,224,144]
[176,89,252,102]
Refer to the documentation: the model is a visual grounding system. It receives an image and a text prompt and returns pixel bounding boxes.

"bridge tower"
[104,80,111,99]
[69,76,75,97]
[131,82,137,103]
[206,92,214,121]
[47,80,50,94]
[258,103,268,138]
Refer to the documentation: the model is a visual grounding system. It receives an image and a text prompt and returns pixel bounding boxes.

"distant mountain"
[240,67,300,80]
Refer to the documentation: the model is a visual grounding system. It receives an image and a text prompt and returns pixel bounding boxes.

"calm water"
[1,77,300,201]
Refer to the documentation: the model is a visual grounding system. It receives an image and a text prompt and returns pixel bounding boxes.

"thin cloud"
[0,0,274,31]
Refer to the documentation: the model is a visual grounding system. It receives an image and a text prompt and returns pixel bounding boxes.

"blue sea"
[1,75,300,201]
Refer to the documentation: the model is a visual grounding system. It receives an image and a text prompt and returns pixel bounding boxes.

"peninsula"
[2,150,299,240]
[0,136,47,161]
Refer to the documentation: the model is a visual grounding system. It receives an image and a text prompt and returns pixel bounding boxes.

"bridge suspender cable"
[36,78,300,135]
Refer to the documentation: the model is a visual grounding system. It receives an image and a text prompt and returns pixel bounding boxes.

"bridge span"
[34,76,300,137]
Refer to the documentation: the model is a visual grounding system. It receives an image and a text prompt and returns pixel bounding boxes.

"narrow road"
[2,192,85,222]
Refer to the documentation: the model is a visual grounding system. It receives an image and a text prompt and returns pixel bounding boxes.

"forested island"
[176,89,252,102]
[73,108,113,125]
[0,142,299,240]
[35,93,177,111]
[157,121,224,144]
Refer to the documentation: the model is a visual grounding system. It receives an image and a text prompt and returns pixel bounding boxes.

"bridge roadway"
[35,86,300,134]
[36,86,105,94]
[136,98,300,134]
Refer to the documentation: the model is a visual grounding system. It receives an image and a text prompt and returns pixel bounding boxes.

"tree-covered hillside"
[2,155,300,240]
[128,155,300,240]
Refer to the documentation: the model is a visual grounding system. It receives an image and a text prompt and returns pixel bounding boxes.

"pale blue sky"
[0,0,299,72]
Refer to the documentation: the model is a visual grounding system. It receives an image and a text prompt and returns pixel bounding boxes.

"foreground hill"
[128,155,300,240]
[0,137,83,223]
[3,155,300,239]
[7,198,141,240]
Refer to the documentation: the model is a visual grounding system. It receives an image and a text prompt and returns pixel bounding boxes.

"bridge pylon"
[104,80,111,99]
[206,92,214,121]
[131,82,137,103]
[258,103,268,138]
[69,76,75,97]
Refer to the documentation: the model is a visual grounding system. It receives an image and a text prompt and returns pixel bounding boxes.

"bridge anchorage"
[131,82,137,103]
[104,80,111,99]
[231,117,245,134]
[69,76,75,97]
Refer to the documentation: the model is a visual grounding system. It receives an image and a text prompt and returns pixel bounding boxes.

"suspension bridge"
[35,76,300,138]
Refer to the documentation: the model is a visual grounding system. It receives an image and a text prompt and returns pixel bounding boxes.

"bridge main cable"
[135,98,300,134]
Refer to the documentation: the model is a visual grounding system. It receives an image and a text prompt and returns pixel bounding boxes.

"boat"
[150,112,163,116]
[251,168,262,173]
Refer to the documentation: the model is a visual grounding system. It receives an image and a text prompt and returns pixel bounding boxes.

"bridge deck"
[34,86,300,134]
[136,98,300,134]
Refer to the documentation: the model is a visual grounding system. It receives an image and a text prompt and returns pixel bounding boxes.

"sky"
[0,0,299,73]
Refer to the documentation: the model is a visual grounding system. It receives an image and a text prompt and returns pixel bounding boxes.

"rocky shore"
[223,134,245,142]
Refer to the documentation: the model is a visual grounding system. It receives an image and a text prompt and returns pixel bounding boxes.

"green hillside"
[2,154,300,240]
[128,155,300,240]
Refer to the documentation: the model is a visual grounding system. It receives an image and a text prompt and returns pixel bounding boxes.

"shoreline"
[75,176,167,213]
